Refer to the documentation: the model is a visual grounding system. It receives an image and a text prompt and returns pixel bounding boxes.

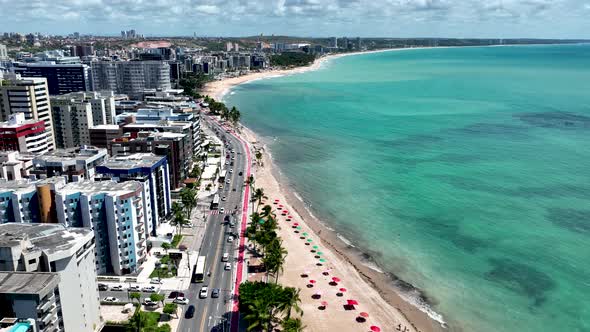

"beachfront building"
[0,75,55,151]
[51,91,116,126]
[0,223,101,332]
[53,181,149,275]
[30,146,108,182]
[0,114,51,155]
[95,153,171,234]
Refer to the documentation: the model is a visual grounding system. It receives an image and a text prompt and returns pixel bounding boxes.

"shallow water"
[224,45,590,332]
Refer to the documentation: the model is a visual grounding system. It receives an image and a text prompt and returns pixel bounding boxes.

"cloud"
[0,0,588,38]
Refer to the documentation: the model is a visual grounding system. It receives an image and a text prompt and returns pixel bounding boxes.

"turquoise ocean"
[224,45,590,332]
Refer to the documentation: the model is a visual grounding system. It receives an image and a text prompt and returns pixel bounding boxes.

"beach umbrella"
[258,219,265,225]
[297,226,302,230]
[370,326,381,332]
[321,301,328,306]
[302,232,308,236]
[332,277,341,282]
[317,251,323,255]
[359,312,369,318]
[283,210,289,214]
[307,238,313,242]
[339,288,347,292]
[314,290,323,296]
[288,215,293,219]
[312,245,319,249]
[309,279,316,284]
[293,223,299,226]
[347,299,359,306]
[319,258,326,263]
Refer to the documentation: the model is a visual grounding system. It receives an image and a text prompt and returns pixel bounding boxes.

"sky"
[1,0,589,38]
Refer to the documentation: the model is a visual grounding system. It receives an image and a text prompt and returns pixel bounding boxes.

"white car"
[225,161,229,165]
[226,179,230,184]
[150,278,162,284]
[199,286,208,299]
[110,285,124,291]
[224,262,232,270]
[229,169,233,173]
[103,297,119,303]
[173,297,189,304]
[220,207,225,213]
[128,285,141,292]
[222,196,226,201]
[227,236,234,243]
[142,286,157,292]
[143,299,158,307]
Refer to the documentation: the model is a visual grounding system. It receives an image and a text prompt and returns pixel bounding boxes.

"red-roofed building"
[0,113,50,154]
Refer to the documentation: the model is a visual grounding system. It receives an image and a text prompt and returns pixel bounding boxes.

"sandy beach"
[203,50,451,332]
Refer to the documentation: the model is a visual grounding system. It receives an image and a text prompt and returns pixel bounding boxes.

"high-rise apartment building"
[0,43,8,60]
[31,146,108,182]
[50,97,93,149]
[95,153,171,233]
[91,61,171,98]
[53,91,116,126]
[0,75,55,150]
[13,63,92,95]
[0,223,101,332]
[54,181,150,275]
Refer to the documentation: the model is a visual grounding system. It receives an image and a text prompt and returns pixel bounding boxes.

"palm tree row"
[240,281,304,332]
[240,187,304,331]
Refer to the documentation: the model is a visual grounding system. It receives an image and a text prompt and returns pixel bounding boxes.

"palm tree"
[244,298,274,332]
[161,242,171,254]
[246,174,255,189]
[261,205,273,218]
[281,318,305,332]
[253,188,265,211]
[180,188,197,219]
[255,151,263,165]
[278,287,302,320]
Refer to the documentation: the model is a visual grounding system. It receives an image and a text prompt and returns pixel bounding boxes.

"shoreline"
[204,48,454,332]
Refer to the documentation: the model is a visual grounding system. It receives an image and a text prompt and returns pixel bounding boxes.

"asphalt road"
[177,116,248,332]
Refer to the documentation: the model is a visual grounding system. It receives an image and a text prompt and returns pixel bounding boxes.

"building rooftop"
[90,124,121,130]
[0,271,59,295]
[60,179,143,196]
[98,153,166,170]
[33,146,107,166]
[0,180,35,194]
[0,223,91,258]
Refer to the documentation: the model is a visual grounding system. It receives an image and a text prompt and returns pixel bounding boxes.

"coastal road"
[177,115,249,332]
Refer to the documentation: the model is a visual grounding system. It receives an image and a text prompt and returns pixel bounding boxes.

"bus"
[211,194,220,210]
[219,170,227,182]
[193,256,207,283]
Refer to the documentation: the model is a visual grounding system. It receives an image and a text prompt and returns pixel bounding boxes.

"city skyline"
[1,0,589,39]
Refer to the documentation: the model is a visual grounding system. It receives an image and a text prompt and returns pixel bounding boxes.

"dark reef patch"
[515,111,590,130]
[485,258,555,307]
[546,208,590,234]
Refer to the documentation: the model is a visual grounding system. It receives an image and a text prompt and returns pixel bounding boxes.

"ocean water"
[224,45,590,332]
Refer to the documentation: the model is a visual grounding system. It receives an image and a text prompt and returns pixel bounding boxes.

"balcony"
[137,238,146,246]
[41,312,54,325]
[135,222,144,231]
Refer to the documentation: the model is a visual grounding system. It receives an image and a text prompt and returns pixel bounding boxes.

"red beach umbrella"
[309,279,316,284]
[332,277,341,283]
[283,210,289,213]
[347,299,359,306]
[339,287,347,292]
[321,301,328,306]
[370,326,381,332]
[274,199,279,202]
[288,215,293,219]
[293,222,299,226]
[359,312,369,318]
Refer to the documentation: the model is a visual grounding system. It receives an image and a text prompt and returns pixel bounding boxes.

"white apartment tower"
[50,97,94,149]
[0,75,55,151]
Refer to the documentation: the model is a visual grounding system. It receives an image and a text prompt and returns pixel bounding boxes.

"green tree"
[281,318,305,332]
[180,187,197,219]
[229,106,241,127]
[253,188,265,211]
[277,287,302,320]
[150,293,165,307]
[255,151,263,165]
[163,303,178,318]
[129,292,141,305]
[161,243,171,254]
[246,174,255,189]
[244,298,276,332]
[260,205,273,218]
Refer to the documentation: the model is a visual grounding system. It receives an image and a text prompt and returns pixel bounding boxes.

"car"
[150,278,162,284]
[226,179,230,184]
[142,286,157,292]
[168,291,185,299]
[98,283,108,291]
[227,236,234,243]
[103,297,119,303]
[185,305,195,318]
[173,297,189,304]
[219,184,224,189]
[229,222,235,228]
[232,157,235,161]
[222,252,229,262]
[222,196,226,201]
[199,286,208,298]
[211,288,220,298]
[128,285,141,292]
[110,285,124,291]
[220,207,225,213]
[229,169,233,173]
[143,299,157,307]
[230,162,234,166]
[225,161,229,165]
[238,171,243,176]
[226,155,230,159]
[224,262,232,270]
